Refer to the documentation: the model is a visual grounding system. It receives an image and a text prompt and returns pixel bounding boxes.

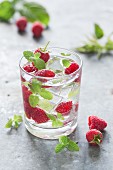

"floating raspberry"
[55,101,72,116]
[65,62,79,74]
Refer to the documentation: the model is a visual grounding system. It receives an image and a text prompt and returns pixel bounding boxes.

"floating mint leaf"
[0,1,15,21]
[57,113,64,120]
[34,52,40,59]
[62,59,71,67]
[39,89,53,100]
[22,81,30,87]
[19,2,50,26]
[67,140,79,151]
[34,58,45,70]
[5,119,13,128]
[30,79,41,93]
[61,53,71,56]
[38,99,53,112]
[23,51,34,61]
[55,144,65,153]
[29,94,39,107]
[68,87,80,99]
[94,24,104,39]
[52,120,63,128]
[47,114,56,121]
[55,70,62,74]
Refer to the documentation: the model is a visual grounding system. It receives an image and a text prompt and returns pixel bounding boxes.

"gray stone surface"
[0,0,113,169]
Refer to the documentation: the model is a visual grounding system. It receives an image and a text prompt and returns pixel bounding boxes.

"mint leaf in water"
[57,113,64,120]
[52,120,63,128]
[34,52,40,59]
[23,51,34,61]
[61,53,71,56]
[29,79,41,93]
[29,94,39,107]
[34,58,45,70]
[0,1,15,21]
[62,59,71,67]
[55,136,80,153]
[94,24,104,39]
[38,99,53,112]
[19,2,50,26]
[39,89,53,100]
[5,119,13,128]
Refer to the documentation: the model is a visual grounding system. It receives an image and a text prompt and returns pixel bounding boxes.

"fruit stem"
[43,41,50,52]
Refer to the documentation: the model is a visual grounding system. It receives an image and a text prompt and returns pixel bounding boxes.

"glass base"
[24,117,77,139]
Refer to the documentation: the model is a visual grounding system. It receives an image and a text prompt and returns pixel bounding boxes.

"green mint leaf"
[14,121,19,129]
[105,39,113,51]
[94,24,104,39]
[55,70,62,74]
[76,44,97,53]
[5,119,13,128]
[67,140,79,151]
[61,53,71,56]
[52,120,63,128]
[57,113,64,120]
[47,114,56,121]
[59,136,69,146]
[29,94,39,107]
[68,87,80,99]
[14,115,23,123]
[34,58,45,70]
[38,99,53,112]
[34,52,40,59]
[0,1,15,21]
[39,89,53,100]
[22,81,30,87]
[62,59,71,68]
[23,51,34,61]
[55,144,65,153]
[30,79,41,93]
[19,2,50,26]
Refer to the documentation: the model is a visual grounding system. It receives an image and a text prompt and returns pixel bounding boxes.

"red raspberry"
[34,48,50,63]
[75,102,79,112]
[31,107,49,123]
[16,17,27,32]
[23,63,38,73]
[86,129,103,146]
[21,76,26,82]
[65,62,79,74]
[35,69,55,77]
[22,85,32,103]
[55,101,72,116]
[32,22,44,38]
[24,102,32,119]
[88,115,107,131]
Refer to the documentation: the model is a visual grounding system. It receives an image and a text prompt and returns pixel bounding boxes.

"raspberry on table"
[16,17,27,32]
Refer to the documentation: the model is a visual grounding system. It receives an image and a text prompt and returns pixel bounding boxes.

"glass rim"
[19,47,83,80]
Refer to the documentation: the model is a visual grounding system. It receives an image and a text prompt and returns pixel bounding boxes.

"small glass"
[19,47,83,139]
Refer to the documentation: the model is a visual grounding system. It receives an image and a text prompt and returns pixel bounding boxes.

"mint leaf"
[19,2,50,26]
[14,115,23,123]
[105,39,113,51]
[59,136,69,146]
[39,89,53,100]
[34,58,45,70]
[67,140,79,151]
[52,120,63,128]
[30,79,41,93]
[61,53,71,56]
[5,119,13,128]
[34,52,40,59]
[55,144,65,153]
[57,113,64,120]
[38,99,53,112]
[95,24,104,39]
[23,51,34,61]
[29,94,39,107]
[68,87,80,99]
[0,1,15,21]
[47,114,56,121]
[62,59,71,68]
[14,121,19,128]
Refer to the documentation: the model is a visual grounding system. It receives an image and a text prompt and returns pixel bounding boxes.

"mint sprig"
[76,23,113,59]
[55,136,79,153]
[47,113,64,128]
[5,115,23,129]
[23,51,45,70]
[61,53,71,56]
[62,59,71,67]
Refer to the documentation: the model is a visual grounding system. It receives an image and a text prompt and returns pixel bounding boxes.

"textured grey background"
[0,0,113,170]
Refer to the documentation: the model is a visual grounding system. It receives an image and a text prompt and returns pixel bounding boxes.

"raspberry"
[23,63,38,73]
[31,107,49,123]
[55,101,72,116]
[16,17,27,32]
[32,22,44,38]
[21,76,26,82]
[75,103,79,112]
[34,48,50,63]
[88,115,107,131]
[22,85,32,103]
[65,62,79,74]
[24,102,32,119]
[35,69,55,77]
[86,129,103,146]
